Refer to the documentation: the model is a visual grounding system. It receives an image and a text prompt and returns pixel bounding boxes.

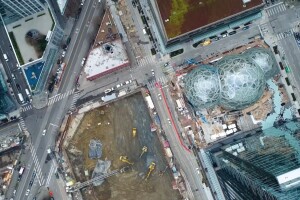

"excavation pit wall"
[62,91,181,200]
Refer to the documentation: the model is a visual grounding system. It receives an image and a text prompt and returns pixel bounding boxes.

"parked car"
[61,51,66,57]
[242,26,250,30]
[151,69,155,76]
[228,31,237,35]
[104,89,112,94]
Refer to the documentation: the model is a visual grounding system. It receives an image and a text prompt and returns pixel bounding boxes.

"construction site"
[62,91,181,200]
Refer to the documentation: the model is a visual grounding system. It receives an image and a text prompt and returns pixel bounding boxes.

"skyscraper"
[0,0,45,24]
[204,120,300,200]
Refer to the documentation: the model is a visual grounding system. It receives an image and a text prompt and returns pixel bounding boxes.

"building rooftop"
[84,39,129,80]
[156,0,264,39]
[93,9,119,47]
[84,9,129,80]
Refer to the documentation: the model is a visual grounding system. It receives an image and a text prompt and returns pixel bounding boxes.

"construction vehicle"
[132,128,137,137]
[139,146,148,158]
[119,156,134,165]
[145,162,156,181]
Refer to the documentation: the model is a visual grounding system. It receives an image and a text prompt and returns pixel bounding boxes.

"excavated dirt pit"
[67,93,181,200]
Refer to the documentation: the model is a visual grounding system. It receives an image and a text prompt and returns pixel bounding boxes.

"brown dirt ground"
[156,0,263,38]
[67,93,181,200]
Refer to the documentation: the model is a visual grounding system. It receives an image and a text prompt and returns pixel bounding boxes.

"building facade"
[202,120,300,200]
[0,0,45,24]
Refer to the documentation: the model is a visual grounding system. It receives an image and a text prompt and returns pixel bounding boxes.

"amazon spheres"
[184,47,279,110]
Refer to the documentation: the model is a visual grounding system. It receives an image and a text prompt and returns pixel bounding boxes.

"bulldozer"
[139,146,148,158]
[145,162,156,181]
[119,156,134,165]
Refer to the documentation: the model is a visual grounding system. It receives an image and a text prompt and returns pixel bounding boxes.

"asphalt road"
[0,19,30,105]
[6,0,102,200]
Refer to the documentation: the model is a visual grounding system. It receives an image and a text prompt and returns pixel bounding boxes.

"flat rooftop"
[84,39,129,80]
[84,9,128,80]
[156,0,264,39]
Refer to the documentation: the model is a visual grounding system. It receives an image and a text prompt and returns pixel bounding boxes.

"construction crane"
[145,162,156,181]
[139,146,148,158]
[66,166,130,193]
[119,156,134,165]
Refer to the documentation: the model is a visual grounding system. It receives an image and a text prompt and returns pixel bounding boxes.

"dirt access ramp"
[67,93,181,200]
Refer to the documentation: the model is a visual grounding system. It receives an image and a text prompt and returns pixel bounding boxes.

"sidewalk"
[262,11,300,117]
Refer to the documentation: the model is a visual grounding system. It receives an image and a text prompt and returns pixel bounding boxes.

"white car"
[42,129,46,136]
[104,89,112,94]
[81,57,86,66]
[62,51,66,57]
[125,80,130,84]
[167,119,171,124]
[116,84,121,88]
[196,168,200,174]
[151,69,155,76]
[158,94,162,100]
[25,189,30,196]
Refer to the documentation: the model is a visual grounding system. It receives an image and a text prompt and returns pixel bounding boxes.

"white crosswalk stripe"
[137,55,155,67]
[276,29,294,41]
[19,117,27,132]
[70,91,81,110]
[29,144,45,185]
[265,3,286,17]
[21,104,33,112]
[259,23,270,36]
[47,88,75,106]
[147,76,168,90]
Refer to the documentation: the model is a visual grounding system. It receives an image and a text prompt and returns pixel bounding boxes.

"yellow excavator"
[119,156,134,165]
[145,162,156,181]
[139,146,148,158]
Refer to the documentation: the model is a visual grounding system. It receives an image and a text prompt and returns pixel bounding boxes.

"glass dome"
[183,48,273,111]
[244,47,278,79]
[184,65,220,109]
[216,55,266,110]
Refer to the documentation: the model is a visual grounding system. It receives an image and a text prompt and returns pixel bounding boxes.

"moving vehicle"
[42,129,46,136]
[62,51,66,57]
[81,57,86,66]
[3,54,8,61]
[11,74,15,79]
[19,167,25,175]
[18,93,24,103]
[25,189,30,196]
[151,69,155,76]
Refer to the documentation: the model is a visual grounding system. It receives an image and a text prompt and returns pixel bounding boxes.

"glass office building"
[0,0,45,24]
[206,120,300,200]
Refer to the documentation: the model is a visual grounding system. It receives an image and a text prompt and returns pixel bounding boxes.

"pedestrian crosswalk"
[265,3,286,17]
[29,143,45,186]
[259,23,270,37]
[137,55,155,66]
[69,90,81,110]
[21,104,33,112]
[147,76,168,90]
[47,89,75,106]
[276,28,297,40]
[19,117,27,132]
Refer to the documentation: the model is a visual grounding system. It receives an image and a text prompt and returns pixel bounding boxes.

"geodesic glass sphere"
[244,47,278,79]
[184,65,220,109]
[216,55,266,110]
